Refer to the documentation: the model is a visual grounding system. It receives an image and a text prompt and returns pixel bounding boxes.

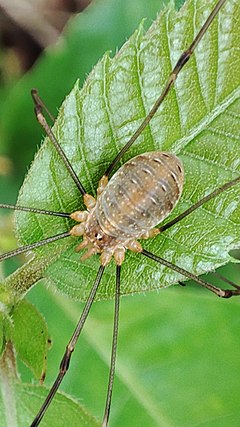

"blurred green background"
[0,0,239,426]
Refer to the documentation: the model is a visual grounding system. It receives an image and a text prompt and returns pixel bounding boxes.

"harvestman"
[0,0,240,425]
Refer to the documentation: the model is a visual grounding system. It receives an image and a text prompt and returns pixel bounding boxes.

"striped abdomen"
[95,151,184,240]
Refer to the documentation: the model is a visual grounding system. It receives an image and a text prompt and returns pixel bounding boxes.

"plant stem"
[1,238,74,304]
[0,341,18,427]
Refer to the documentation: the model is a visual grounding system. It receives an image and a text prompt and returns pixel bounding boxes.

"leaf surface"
[10,300,49,380]
[0,381,100,427]
[12,0,240,301]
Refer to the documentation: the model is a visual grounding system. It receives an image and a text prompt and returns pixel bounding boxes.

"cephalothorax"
[70,152,184,265]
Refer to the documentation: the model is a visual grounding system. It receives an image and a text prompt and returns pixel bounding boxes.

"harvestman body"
[70,152,184,266]
[0,0,240,426]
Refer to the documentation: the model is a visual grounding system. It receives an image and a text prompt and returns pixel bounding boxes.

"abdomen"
[95,152,184,239]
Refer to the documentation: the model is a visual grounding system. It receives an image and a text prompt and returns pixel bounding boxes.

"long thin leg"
[141,249,240,298]
[31,89,55,123]
[159,176,240,233]
[212,271,240,290]
[30,264,105,427]
[104,0,227,178]
[0,231,70,262]
[31,89,86,196]
[102,265,121,427]
[179,271,240,291]
[0,203,70,218]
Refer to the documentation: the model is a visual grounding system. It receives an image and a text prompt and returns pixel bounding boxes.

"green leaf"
[27,278,240,427]
[0,313,4,358]
[15,384,100,427]
[0,0,170,186]
[10,0,240,301]
[0,381,100,427]
[0,322,99,426]
[10,300,49,380]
